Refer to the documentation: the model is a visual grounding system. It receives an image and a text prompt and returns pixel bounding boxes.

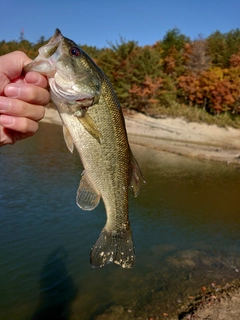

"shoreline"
[42,107,240,165]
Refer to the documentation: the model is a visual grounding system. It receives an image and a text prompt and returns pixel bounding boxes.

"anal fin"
[76,170,100,210]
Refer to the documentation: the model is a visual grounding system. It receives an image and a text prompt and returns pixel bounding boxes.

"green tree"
[79,44,103,60]
[96,38,139,106]
[161,28,190,58]
[37,36,46,45]
[161,28,190,78]
[207,29,240,68]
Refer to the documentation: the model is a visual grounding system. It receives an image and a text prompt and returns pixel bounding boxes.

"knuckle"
[23,85,50,106]
[23,85,36,101]
[34,105,45,121]
[16,117,38,135]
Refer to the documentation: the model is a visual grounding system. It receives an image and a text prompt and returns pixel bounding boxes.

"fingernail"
[4,84,20,98]
[0,115,15,126]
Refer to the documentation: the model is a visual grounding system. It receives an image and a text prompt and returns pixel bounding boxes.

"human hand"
[0,51,50,146]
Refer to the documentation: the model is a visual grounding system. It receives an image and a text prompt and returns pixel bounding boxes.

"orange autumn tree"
[178,38,212,109]
[179,67,240,114]
[226,65,240,114]
[178,73,202,105]
[129,75,163,112]
[230,52,240,68]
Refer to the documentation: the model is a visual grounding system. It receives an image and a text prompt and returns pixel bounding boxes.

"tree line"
[1,28,240,118]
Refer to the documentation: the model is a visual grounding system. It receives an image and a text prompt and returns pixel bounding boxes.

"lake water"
[1,123,240,320]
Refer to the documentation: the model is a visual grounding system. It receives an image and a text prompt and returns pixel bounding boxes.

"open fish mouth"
[49,79,94,103]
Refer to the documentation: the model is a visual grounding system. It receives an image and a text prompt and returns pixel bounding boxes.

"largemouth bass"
[24,29,144,268]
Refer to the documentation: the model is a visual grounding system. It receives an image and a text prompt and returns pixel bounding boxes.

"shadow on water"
[31,247,78,320]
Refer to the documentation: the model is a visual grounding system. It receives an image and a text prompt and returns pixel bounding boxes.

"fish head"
[24,29,102,108]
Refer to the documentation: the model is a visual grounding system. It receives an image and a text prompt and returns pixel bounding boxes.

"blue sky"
[2,0,240,48]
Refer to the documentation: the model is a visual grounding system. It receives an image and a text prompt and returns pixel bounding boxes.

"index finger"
[0,51,32,80]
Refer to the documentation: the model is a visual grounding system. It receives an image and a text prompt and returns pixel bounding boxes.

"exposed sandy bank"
[42,107,240,165]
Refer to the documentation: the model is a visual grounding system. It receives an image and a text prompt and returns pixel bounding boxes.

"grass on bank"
[137,101,240,129]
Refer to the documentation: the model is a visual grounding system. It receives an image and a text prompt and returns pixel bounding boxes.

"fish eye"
[69,47,81,57]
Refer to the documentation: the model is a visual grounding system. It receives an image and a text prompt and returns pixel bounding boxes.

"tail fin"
[90,227,135,268]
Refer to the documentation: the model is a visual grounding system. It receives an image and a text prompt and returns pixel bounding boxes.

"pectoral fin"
[63,125,74,153]
[76,171,101,210]
[76,113,102,143]
[130,152,146,197]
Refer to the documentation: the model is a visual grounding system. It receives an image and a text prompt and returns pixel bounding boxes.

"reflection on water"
[1,123,240,319]
[31,247,77,320]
